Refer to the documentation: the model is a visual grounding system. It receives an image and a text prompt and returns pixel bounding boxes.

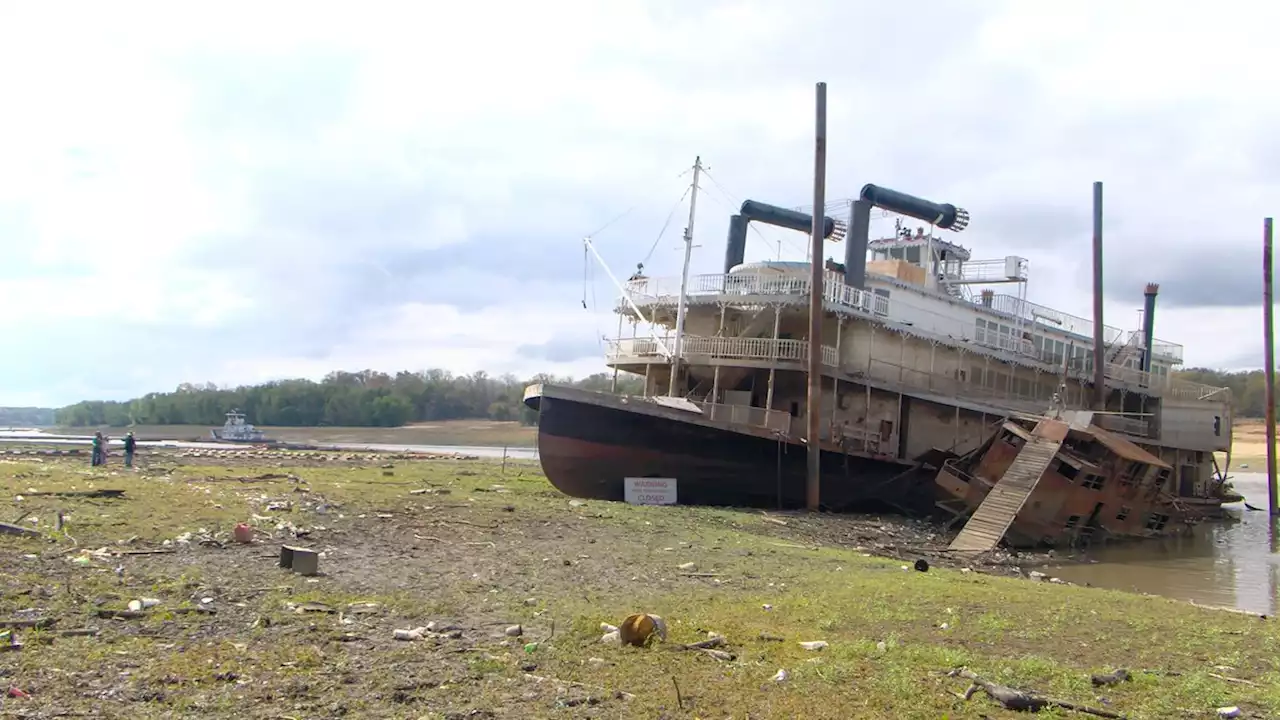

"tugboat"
[210,410,273,443]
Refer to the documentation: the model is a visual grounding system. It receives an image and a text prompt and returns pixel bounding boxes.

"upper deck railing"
[621,271,1185,365]
[607,333,1230,409]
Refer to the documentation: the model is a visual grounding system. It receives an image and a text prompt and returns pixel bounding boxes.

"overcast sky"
[1,1,1276,407]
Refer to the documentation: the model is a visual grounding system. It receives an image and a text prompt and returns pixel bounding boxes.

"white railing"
[607,335,838,367]
[949,257,1027,284]
[986,293,1124,346]
[617,273,1225,403]
[609,332,1230,410]
[624,271,1190,368]
[693,399,792,434]
[1095,414,1153,438]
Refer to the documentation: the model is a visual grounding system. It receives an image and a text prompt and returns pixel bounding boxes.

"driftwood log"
[947,668,1125,719]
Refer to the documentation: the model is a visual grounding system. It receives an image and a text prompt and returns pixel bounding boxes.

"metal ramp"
[948,418,1068,554]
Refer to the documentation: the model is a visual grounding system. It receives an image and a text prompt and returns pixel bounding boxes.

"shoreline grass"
[1,454,1275,718]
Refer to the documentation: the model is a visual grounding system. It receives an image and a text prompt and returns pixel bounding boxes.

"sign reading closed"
[624,477,678,505]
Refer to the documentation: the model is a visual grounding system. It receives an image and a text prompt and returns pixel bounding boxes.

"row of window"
[1063,510,1169,532]
[975,317,1171,376]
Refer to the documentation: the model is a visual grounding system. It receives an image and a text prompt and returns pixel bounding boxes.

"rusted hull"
[527,389,929,513]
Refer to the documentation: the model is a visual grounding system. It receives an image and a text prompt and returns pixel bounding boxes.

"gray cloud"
[516,331,606,364]
[1105,244,1260,309]
[6,2,1280,405]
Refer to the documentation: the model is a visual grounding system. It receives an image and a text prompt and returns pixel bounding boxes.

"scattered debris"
[914,559,929,572]
[279,545,320,576]
[1207,673,1259,687]
[1217,707,1242,719]
[771,669,789,683]
[26,488,126,499]
[618,613,667,647]
[394,627,427,641]
[0,618,55,630]
[504,624,523,637]
[1090,669,1131,687]
[799,640,828,651]
[233,523,255,543]
[946,668,1125,718]
[288,602,335,614]
[0,522,41,538]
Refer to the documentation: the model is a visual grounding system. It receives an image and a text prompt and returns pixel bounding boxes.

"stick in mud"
[946,668,1125,719]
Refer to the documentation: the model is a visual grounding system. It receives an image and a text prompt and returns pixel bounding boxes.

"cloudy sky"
[0,1,1276,407]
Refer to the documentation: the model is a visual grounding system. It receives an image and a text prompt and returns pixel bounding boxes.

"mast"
[668,156,703,397]
[807,83,827,511]
[1264,216,1277,517]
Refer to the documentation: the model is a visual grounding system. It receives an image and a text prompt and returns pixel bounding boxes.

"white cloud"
[0,0,1276,406]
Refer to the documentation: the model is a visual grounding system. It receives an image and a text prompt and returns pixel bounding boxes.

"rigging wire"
[639,185,692,269]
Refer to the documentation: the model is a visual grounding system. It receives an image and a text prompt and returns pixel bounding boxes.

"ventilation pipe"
[722,200,843,273]
[1141,283,1159,373]
[843,184,970,289]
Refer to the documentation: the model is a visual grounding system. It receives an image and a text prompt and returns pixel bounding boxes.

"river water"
[1047,473,1279,615]
[2,429,1275,613]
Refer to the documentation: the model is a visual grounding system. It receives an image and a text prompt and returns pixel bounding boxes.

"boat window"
[1130,461,1147,481]
[1055,459,1079,481]
[1145,513,1170,532]
[1064,515,1082,529]
[889,247,905,260]
[904,246,922,265]
[1116,505,1131,521]
[1082,474,1105,490]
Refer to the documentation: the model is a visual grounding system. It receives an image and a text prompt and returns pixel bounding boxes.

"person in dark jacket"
[91,432,103,466]
[124,432,137,468]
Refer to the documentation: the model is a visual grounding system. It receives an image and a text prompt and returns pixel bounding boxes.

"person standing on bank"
[91,432,103,466]
[124,432,137,468]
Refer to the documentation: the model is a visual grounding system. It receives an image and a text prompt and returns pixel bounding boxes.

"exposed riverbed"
[3,429,1275,613]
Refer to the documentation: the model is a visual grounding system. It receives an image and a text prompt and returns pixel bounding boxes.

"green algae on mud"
[1,454,1277,719]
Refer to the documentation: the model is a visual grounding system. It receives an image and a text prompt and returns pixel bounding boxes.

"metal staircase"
[948,419,1068,554]
[1106,331,1143,367]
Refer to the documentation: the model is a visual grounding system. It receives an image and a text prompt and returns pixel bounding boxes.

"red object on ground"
[7,687,28,698]
[233,523,254,544]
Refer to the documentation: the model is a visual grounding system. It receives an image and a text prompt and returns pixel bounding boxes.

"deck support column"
[711,304,727,403]
[831,318,843,435]
[765,305,782,411]
[611,313,623,392]
[928,340,936,393]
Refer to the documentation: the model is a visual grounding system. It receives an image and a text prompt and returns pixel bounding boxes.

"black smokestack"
[1141,283,1159,373]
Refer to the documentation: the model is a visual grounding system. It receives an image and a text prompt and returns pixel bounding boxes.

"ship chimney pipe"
[844,199,871,288]
[724,215,748,273]
[722,201,840,274]
[1141,283,1159,374]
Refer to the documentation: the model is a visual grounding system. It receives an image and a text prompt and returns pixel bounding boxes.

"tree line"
[54,370,645,428]
[0,407,57,427]
[1173,368,1274,418]
[46,367,1280,429]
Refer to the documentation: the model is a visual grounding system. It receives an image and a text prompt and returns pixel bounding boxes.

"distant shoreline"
[41,419,538,448]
